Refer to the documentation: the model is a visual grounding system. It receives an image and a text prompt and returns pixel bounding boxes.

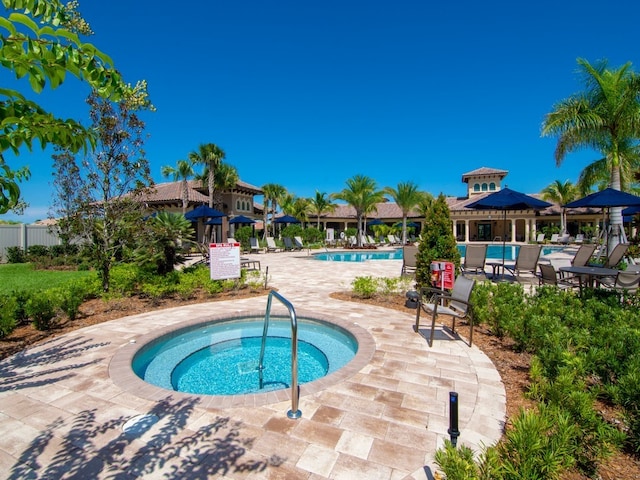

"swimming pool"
[132,316,358,396]
[457,244,566,261]
[314,249,403,261]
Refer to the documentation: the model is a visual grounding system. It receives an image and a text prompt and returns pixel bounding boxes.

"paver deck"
[0,248,511,479]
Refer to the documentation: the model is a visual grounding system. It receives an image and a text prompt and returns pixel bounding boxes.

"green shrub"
[0,295,17,338]
[11,289,31,324]
[25,295,58,330]
[59,281,90,320]
[6,246,26,263]
[206,280,224,295]
[108,264,143,295]
[351,276,378,299]
[27,245,50,258]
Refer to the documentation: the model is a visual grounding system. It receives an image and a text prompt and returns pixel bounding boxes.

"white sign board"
[209,242,241,280]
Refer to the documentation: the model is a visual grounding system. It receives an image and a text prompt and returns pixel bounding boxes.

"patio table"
[559,265,619,289]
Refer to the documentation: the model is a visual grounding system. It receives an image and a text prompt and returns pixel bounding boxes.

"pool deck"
[0,247,556,479]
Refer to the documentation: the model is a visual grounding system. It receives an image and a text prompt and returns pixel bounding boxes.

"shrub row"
[1,263,268,338]
[433,282,640,479]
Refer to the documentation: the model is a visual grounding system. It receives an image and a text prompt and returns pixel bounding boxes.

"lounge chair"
[266,237,282,252]
[401,245,419,276]
[294,236,305,250]
[283,237,295,251]
[549,233,559,243]
[414,276,476,347]
[538,263,579,290]
[503,244,542,282]
[574,234,584,244]
[557,234,570,244]
[460,244,487,277]
[250,237,265,254]
[536,233,545,243]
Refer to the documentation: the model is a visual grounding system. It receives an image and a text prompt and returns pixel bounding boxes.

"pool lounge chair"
[294,236,305,250]
[266,237,282,252]
[414,275,476,347]
[571,244,597,267]
[250,237,265,254]
[283,237,295,251]
[549,233,559,243]
[503,244,542,283]
[574,234,585,244]
[536,233,545,243]
[460,244,487,277]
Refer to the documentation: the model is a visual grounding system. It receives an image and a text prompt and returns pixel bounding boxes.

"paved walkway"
[0,249,507,479]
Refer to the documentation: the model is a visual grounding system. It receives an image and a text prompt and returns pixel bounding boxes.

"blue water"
[314,249,403,262]
[133,317,358,396]
[457,244,566,261]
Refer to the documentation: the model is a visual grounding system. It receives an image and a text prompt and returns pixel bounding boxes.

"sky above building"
[3,0,640,223]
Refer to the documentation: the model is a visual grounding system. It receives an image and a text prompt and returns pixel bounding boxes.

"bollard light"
[448,391,460,447]
[405,290,420,309]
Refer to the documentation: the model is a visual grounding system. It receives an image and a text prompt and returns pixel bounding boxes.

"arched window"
[489,182,496,191]
[473,183,480,192]
[236,200,241,210]
[481,183,488,191]
[242,200,246,211]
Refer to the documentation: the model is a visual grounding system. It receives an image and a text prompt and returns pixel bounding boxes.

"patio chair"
[460,244,487,277]
[250,237,265,254]
[598,269,640,295]
[414,275,476,347]
[536,233,545,243]
[574,234,585,244]
[602,243,630,268]
[503,244,542,282]
[558,234,570,244]
[571,244,597,267]
[266,237,282,252]
[401,245,419,276]
[538,263,579,290]
[550,233,559,243]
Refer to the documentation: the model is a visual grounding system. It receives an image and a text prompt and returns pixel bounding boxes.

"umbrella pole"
[502,211,507,280]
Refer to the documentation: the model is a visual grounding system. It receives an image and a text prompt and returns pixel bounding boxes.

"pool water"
[133,317,358,396]
[314,249,403,261]
[457,244,566,261]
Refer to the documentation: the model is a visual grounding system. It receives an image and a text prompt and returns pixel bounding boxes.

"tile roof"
[139,182,209,204]
[322,202,421,219]
[461,167,508,182]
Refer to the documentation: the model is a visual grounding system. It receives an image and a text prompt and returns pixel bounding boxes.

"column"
[465,219,470,242]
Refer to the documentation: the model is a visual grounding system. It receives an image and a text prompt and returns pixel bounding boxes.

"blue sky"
[3,0,640,223]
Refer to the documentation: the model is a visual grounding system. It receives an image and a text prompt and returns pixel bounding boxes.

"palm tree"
[540,179,578,235]
[195,162,240,211]
[189,143,225,240]
[542,58,640,248]
[189,143,225,208]
[284,196,311,224]
[261,183,286,239]
[384,181,423,244]
[161,159,194,214]
[332,175,385,247]
[309,191,336,229]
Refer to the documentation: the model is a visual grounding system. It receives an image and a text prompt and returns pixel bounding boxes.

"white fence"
[0,224,62,262]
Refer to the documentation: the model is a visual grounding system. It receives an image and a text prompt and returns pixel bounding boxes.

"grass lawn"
[0,263,92,295]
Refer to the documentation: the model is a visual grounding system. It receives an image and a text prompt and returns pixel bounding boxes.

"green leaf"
[8,13,39,35]
[54,28,80,45]
[0,17,17,36]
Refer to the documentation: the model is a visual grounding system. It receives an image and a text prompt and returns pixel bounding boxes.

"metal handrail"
[259,290,301,419]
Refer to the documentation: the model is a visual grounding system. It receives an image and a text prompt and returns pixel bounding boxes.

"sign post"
[209,242,241,280]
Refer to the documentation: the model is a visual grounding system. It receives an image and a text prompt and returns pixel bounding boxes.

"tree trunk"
[609,164,623,252]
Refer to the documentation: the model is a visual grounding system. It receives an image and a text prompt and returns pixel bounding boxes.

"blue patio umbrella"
[205,217,222,225]
[184,204,226,220]
[563,188,640,208]
[274,214,300,224]
[367,219,385,226]
[467,188,552,275]
[565,188,640,247]
[229,215,256,225]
